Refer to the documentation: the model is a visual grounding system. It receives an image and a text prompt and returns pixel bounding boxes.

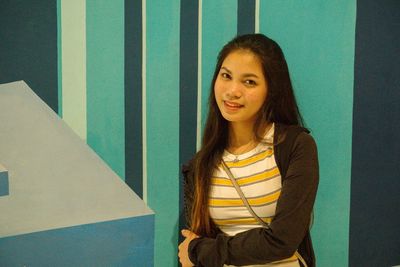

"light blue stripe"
[260,1,356,266]
[146,0,180,266]
[86,0,125,179]
[201,0,238,128]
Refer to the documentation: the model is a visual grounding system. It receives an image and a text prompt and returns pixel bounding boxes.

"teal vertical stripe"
[57,0,62,117]
[146,1,180,266]
[201,0,238,127]
[86,0,125,179]
[260,1,356,266]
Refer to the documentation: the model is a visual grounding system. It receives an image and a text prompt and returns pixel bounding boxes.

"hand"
[178,229,199,267]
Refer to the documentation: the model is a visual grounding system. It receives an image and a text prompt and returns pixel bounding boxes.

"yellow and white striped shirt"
[209,124,300,267]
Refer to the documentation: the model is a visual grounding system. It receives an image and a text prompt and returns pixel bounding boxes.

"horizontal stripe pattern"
[209,189,281,207]
[212,166,280,187]
[272,255,299,265]
[212,216,273,226]
[209,124,299,266]
[223,147,274,168]
[209,125,283,237]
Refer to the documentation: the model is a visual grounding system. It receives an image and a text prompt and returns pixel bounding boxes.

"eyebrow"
[220,66,260,79]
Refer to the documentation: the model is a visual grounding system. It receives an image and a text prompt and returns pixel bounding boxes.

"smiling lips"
[224,101,244,111]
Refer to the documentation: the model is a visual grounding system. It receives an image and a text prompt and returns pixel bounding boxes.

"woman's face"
[214,49,268,126]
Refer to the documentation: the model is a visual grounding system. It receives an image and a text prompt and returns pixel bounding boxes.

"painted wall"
[0,0,58,111]
[0,81,154,266]
[260,3,355,265]
[350,0,400,266]
[1,0,399,266]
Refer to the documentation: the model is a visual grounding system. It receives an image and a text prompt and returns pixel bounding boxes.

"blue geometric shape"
[0,214,154,267]
[0,164,8,197]
[0,81,154,265]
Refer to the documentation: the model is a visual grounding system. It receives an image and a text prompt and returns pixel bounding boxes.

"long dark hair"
[190,34,304,237]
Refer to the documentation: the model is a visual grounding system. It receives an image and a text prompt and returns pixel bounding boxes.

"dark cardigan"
[182,124,319,267]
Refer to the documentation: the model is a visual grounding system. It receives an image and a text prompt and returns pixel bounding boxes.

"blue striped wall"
[260,2,356,266]
[200,1,238,131]
[146,1,180,266]
[125,0,144,198]
[1,0,399,266]
[179,0,199,237]
[237,0,255,35]
[86,0,125,179]
[350,0,400,266]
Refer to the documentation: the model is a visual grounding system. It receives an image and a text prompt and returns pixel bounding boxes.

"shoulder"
[274,123,313,150]
[290,132,318,168]
[294,131,317,152]
[274,123,318,177]
[275,123,309,137]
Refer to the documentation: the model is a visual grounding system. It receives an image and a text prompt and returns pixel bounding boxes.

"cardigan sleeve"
[188,132,319,267]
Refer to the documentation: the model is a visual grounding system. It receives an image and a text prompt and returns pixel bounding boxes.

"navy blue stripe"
[179,0,199,239]
[237,0,256,35]
[124,0,143,197]
[0,0,58,112]
[350,0,400,266]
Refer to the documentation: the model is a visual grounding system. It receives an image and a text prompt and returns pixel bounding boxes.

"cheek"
[213,86,221,109]
[213,86,218,101]
[247,91,267,107]
[246,91,267,115]
[214,81,223,99]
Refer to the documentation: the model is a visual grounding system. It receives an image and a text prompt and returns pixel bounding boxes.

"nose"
[226,81,242,99]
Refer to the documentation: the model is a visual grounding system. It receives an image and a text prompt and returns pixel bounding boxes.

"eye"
[244,79,257,86]
[220,72,231,80]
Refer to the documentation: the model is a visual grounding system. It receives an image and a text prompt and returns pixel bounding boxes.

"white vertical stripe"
[142,0,148,203]
[196,0,203,151]
[255,0,260,33]
[61,0,87,140]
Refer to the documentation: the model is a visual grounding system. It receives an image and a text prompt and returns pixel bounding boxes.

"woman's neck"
[227,121,271,155]
[228,122,255,148]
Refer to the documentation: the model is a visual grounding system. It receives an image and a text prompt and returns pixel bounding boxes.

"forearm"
[188,226,305,267]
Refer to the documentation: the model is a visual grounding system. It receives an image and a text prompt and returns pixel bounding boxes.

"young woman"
[178,34,319,267]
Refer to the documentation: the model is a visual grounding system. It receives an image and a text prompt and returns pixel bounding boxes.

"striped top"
[209,124,300,267]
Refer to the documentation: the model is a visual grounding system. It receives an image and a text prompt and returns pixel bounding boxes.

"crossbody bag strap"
[221,160,269,229]
[221,159,308,267]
